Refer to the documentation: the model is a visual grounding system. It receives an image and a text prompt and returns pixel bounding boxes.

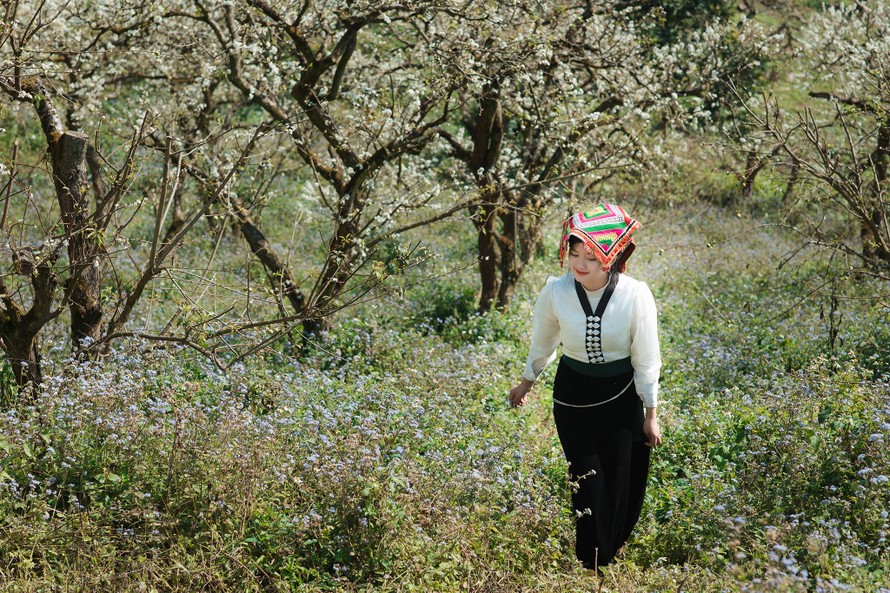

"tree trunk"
[26,79,104,352]
[495,208,518,309]
[863,122,890,265]
[0,262,57,390]
[230,195,307,315]
[305,214,361,333]
[300,178,376,336]
[741,150,763,200]
[301,317,331,336]
[2,333,42,389]
[497,203,548,308]
[468,86,504,313]
[51,131,104,349]
[782,163,799,204]
[477,206,499,314]
[0,285,45,388]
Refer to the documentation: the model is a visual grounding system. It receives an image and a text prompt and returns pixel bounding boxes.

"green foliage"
[630,0,737,45]
[401,280,527,346]
[851,302,890,380]
[407,282,478,336]
[1,205,888,591]
[677,161,742,207]
[0,321,572,590]
[636,359,890,575]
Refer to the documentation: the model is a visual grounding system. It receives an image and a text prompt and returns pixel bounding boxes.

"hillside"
[1,204,887,592]
[2,0,890,590]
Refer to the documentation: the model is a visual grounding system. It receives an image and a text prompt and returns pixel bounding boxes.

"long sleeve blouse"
[523,272,662,408]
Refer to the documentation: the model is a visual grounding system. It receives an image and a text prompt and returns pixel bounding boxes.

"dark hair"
[568,235,583,247]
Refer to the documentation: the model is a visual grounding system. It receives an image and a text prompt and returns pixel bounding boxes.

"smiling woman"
[508,204,662,573]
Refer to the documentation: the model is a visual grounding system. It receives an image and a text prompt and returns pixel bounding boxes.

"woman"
[508,203,662,572]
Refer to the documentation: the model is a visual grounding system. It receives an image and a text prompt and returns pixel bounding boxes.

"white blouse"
[523,273,662,408]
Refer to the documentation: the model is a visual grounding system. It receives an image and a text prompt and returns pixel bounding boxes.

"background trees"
[1,0,468,385]
[745,2,890,277]
[1,1,161,384]
[0,0,887,390]
[1,2,889,590]
[433,1,775,311]
[164,0,474,333]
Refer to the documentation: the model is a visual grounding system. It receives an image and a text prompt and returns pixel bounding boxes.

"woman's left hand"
[644,412,662,448]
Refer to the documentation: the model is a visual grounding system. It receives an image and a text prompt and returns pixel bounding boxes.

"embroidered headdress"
[559,203,641,272]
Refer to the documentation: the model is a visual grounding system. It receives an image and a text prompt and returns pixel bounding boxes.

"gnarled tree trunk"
[50,131,103,349]
[0,262,56,389]
[26,80,104,353]
[476,202,500,314]
[862,122,890,265]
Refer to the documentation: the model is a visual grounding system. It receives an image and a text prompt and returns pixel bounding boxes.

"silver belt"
[552,377,635,408]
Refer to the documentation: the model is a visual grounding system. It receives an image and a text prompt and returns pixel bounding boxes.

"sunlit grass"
[1,204,888,592]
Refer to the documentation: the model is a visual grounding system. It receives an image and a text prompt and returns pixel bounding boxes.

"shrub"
[1,204,887,592]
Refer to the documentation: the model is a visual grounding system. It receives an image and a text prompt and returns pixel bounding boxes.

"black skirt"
[552,356,650,569]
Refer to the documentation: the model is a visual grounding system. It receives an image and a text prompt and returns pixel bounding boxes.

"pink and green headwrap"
[559,204,641,272]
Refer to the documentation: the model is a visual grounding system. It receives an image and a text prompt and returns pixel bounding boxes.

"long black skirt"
[552,357,650,569]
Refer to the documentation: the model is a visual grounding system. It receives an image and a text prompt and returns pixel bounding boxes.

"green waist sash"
[562,355,633,378]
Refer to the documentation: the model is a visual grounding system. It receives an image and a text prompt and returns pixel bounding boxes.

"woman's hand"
[508,378,534,408]
[644,407,662,447]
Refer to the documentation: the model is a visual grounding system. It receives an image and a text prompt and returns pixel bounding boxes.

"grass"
[1,204,889,592]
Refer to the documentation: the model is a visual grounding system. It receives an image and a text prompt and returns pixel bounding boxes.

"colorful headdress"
[559,204,641,272]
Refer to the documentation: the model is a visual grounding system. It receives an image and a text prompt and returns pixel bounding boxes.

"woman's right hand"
[508,378,534,408]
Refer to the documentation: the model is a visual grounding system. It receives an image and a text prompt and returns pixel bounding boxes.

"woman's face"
[568,246,607,288]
